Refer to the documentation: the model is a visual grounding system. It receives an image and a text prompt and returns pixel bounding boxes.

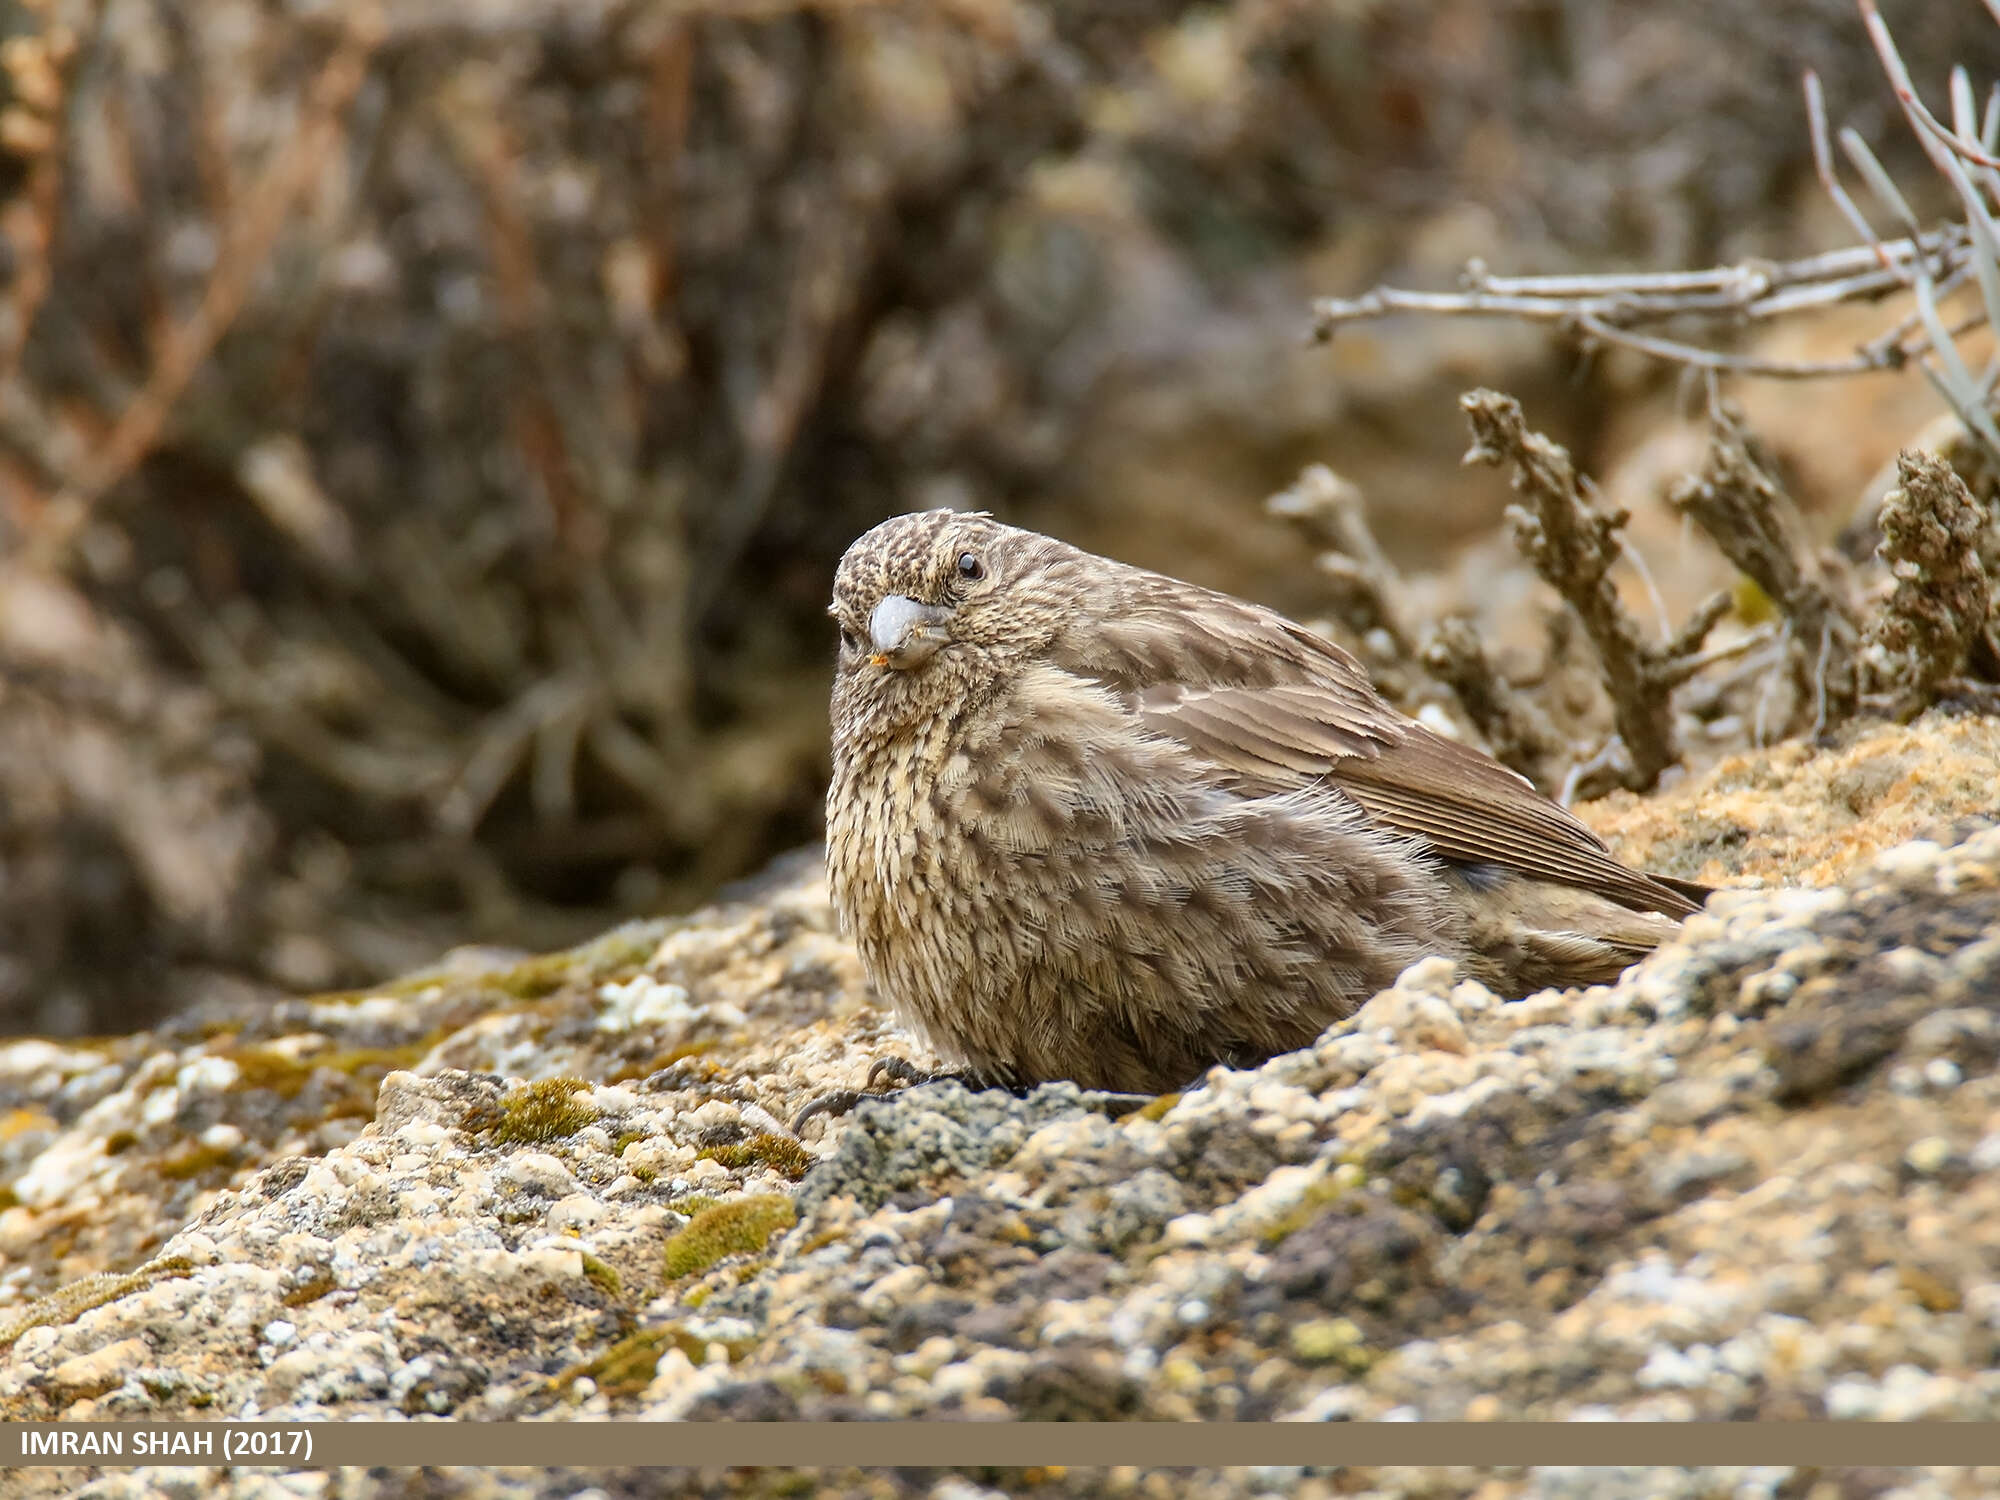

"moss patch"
[580,1252,622,1298]
[159,1141,238,1181]
[662,1195,796,1279]
[1289,1315,1376,1373]
[607,1041,715,1086]
[486,1078,596,1145]
[225,1039,434,1114]
[696,1132,814,1181]
[280,1264,338,1309]
[546,1326,703,1399]
[0,1255,196,1350]
[1136,1092,1183,1123]
[1260,1167,1366,1247]
[489,952,581,1001]
[546,1317,755,1402]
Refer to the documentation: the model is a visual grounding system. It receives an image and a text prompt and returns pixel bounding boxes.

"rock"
[2,713,1999,1499]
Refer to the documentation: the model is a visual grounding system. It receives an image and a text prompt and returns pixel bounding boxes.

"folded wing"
[1049,570,1702,921]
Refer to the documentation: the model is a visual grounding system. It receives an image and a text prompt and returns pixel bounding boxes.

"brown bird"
[823,509,1705,1097]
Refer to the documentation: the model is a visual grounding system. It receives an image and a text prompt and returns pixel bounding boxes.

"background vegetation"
[1,0,1995,1035]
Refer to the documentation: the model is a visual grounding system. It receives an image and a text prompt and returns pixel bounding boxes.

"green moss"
[671,1194,719,1218]
[0,1255,196,1350]
[159,1141,237,1181]
[102,1131,138,1156]
[307,921,668,1016]
[547,1326,702,1399]
[546,1315,758,1402]
[580,1252,622,1297]
[608,1041,714,1086]
[280,1265,338,1309]
[613,1127,661,1183]
[320,1042,434,1078]
[488,1078,596,1145]
[490,953,578,1001]
[1289,1316,1375,1373]
[662,1195,796,1279]
[226,1040,432,1104]
[570,920,675,975]
[1136,1092,1183,1123]
[696,1132,815,1181]
[227,1048,313,1098]
[1260,1166,1367,1247]
[0,1185,16,1212]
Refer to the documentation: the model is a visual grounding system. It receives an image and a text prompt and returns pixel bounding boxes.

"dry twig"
[1668,404,1861,736]
[1265,464,1419,661]
[1417,616,1569,791]
[1311,231,1972,379]
[0,12,72,397]
[23,6,385,571]
[1460,389,1725,790]
[1862,449,2000,712]
[1313,0,2000,467]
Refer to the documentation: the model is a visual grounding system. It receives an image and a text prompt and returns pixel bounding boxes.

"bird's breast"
[827,726,947,939]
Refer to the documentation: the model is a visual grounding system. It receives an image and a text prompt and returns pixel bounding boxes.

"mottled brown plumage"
[825,510,1704,1095]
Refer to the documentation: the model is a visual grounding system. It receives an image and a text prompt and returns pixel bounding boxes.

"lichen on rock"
[0,715,1998,1480]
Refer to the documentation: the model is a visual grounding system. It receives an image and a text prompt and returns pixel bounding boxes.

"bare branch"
[1312,0,2000,463]
[23,7,385,572]
[1311,228,1971,380]
[1265,464,1419,661]
[1460,389,1725,790]
[1668,403,1862,736]
[1419,615,1569,791]
[1862,449,2000,713]
[0,14,72,396]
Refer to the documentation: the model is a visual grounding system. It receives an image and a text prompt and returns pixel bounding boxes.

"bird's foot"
[865,1055,951,1092]
[790,1056,975,1134]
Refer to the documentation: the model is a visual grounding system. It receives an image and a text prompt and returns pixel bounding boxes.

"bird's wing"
[1050,579,1701,920]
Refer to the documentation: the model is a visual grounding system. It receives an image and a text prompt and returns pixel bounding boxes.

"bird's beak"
[868,594,950,668]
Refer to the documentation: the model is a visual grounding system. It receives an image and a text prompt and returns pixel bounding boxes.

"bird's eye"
[956,552,984,581]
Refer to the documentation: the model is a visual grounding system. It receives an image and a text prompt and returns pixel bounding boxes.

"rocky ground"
[2,711,1999,1499]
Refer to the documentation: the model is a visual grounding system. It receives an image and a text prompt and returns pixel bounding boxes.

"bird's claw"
[865,1056,948,1091]
[789,1055,944,1134]
[789,1088,873,1134]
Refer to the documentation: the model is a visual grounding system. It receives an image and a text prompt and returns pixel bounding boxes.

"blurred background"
[0,0,1993,1037]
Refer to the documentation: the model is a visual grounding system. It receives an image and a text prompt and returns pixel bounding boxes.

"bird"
[821,509,1708,1099]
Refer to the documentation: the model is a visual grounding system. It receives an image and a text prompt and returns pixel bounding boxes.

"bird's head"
[829,510,1073,731]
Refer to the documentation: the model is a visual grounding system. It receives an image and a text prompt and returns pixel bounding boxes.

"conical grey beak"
[868,594,950,666]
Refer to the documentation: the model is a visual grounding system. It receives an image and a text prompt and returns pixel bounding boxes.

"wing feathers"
[1051,572,1700,921]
